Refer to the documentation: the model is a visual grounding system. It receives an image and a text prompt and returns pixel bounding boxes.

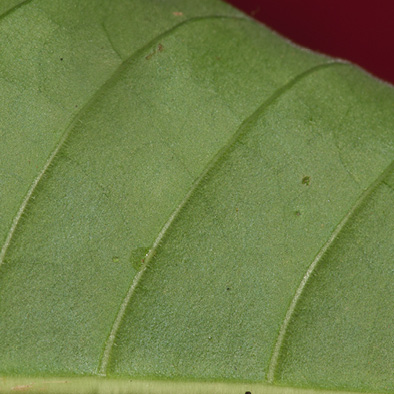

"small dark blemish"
[130,247,150,270]
[245,391,252,394]
[226,287,231,291]
[60,57,63,61]
[145,44,164,60]
[295,210,301,217]
[302,176,311,186]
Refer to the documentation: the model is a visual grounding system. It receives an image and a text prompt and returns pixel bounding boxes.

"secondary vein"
[0,15,247,269]
[97,60,344,376]
[266,157,394,383]
[0,0,34,22]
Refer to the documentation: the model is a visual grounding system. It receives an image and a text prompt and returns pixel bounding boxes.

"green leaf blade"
[277,167,394,392]
[106,65,394,388]
[1,1,394,393]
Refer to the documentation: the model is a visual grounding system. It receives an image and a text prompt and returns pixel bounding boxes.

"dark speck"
[302,176,311,186]
[245,391,252,394]
[60,57,63,61]
[226,287,231,291]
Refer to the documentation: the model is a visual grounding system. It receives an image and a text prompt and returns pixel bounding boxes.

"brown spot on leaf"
[11,385,32,391]
[145,44,164,60]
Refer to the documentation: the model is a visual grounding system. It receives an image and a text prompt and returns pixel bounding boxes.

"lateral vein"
[98,61,344,375]
[266,157,394,383]
[0,0,34,22]
[0,15,247,269]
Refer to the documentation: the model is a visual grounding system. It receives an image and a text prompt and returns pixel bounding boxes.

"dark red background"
[226,0,394,85]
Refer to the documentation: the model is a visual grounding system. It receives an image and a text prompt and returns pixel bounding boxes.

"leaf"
[0,0,393,393]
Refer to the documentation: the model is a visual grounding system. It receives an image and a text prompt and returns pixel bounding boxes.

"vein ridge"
[97,60,343,376]
[266,157,394,383]
[0,15,247,269]
[0,0,34,22]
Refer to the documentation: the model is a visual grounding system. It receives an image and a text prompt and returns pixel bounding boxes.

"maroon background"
[225,0,394,85]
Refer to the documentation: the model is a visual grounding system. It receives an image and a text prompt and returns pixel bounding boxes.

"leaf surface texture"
[0,1,393,393]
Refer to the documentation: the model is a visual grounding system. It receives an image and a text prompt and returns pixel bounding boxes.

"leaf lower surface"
[0,1,393,393]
